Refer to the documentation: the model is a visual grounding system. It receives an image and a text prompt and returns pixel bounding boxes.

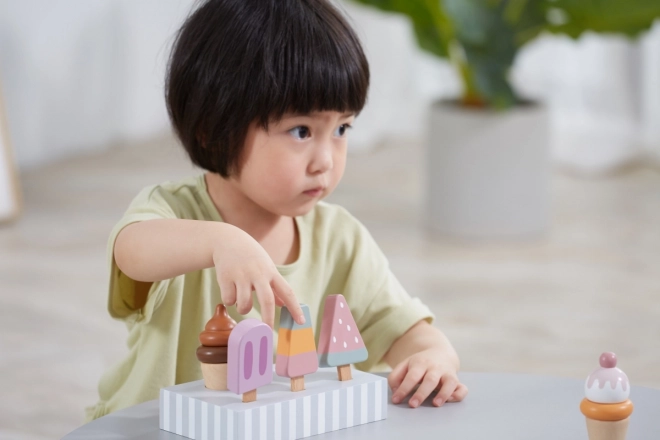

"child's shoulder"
[125,175,214,221]
[131,175,203,201]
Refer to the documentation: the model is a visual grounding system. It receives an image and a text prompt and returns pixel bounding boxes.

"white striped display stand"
[160,367,387,440]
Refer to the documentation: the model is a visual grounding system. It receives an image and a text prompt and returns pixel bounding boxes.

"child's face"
[236,110,354,217]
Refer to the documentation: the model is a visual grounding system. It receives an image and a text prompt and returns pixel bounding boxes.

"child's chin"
[286,201,319,217]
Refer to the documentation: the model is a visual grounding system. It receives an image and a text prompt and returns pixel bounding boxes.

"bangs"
[253,1,369,126]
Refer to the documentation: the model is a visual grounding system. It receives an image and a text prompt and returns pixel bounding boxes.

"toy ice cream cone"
[196,304,236,390]
[580,352,633,440]
[199,362,229,390]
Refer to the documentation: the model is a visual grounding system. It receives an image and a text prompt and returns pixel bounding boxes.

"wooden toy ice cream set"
[159,294,387,439]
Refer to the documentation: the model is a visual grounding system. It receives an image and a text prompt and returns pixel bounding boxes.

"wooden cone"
[242,389,257,403]
[337,365,352,381]
[291,376,305,392]
[585,417,629,440]
[200,363,228,391]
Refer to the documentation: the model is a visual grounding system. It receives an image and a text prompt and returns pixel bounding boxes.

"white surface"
[62,373,660,440]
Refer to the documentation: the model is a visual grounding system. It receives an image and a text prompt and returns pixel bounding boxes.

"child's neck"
[205,173,299,265]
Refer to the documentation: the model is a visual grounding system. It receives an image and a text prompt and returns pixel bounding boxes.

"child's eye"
[334,124,352,137]
[288,126,311,140]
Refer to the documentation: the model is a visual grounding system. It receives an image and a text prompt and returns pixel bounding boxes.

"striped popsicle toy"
[276,304,318,391]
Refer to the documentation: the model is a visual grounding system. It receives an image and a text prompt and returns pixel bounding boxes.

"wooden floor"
[1,134,659,439]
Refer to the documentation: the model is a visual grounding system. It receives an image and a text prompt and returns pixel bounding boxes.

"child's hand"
[211,227,304,329]
[388,348,468,408]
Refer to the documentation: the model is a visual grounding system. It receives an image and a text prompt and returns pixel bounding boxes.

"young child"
[86,0,467,421]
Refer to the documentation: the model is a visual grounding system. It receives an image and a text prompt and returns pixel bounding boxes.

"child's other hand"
[211,228,304,329]
[388,349,468,408]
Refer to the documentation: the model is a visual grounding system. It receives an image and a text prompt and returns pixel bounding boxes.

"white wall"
[0,0,192,169]
[641,24,660,161]
[1,1,658,170]
[513,34,643,172]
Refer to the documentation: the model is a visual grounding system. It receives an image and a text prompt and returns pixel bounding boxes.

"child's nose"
[309,142,333,174]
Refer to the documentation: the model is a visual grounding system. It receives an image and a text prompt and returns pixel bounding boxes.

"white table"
[62,372,660,439]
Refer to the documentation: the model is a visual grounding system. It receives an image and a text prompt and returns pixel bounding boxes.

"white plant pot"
[426,101,551,239]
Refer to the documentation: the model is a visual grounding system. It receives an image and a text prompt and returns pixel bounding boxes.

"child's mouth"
[303,187,324,197]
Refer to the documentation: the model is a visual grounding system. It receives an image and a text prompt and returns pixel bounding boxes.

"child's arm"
[383,320,468,408]
[114,218,305,328]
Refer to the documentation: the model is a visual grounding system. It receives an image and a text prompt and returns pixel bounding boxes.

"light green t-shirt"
[86,174,433,420]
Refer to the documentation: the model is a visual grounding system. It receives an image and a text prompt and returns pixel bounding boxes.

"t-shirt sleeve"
[336,209,435,371]
[106,185,180,321]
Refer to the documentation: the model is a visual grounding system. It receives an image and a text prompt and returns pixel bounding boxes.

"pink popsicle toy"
[227,319,273,402]
[276,304,318,391]
[317,294,368,381]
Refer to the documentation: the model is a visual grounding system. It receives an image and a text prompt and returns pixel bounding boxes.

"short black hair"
[166,0,370,177]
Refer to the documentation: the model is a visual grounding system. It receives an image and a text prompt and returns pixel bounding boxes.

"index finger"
[253,279,276,329]
[271,274,305,325]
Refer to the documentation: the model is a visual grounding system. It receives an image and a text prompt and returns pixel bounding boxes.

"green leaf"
[350,0,453,58]
[443,0,539,107]
[547,0,660,39]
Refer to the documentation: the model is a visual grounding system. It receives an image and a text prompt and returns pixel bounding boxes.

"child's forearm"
[114,219,245,282]
[383,320,460,370]
[115,218,305,328]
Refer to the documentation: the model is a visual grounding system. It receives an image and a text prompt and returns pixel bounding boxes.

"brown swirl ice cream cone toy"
[196,304,236,390]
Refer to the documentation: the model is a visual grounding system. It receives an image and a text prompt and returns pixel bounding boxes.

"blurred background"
[0,1,658,439]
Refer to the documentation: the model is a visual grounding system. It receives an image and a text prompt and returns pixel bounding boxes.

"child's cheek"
[267,164,300,192]
[330,156,347,185]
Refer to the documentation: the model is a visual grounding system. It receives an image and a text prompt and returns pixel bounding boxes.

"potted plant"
[349,0,660,238]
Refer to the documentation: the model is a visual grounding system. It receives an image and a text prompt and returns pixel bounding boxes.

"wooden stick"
[242,389,257,403]
[337,365,352,381]
[290,376,305,392]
